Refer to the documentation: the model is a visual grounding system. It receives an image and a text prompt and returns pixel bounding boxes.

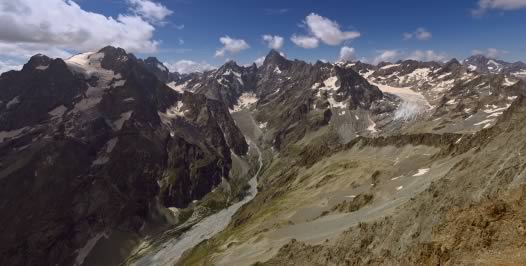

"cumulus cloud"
[290,34,319,48]
[472,48,508,58]
[372,50,400,64]
[262,34,284,49]
[0,0,166,60]
[339,46,355,61]
[403,28,432,41]
[164,60,215,74]
[291,13,359,48]
[127,0,173,24]
[214,36,250,57]
[472,0,526,15]
[407,50,448,62]
[304,13,360,45]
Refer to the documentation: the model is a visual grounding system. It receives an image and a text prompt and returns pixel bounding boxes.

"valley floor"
[117,109,268,266]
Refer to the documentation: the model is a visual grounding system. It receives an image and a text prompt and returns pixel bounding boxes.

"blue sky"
[1,0,526,73]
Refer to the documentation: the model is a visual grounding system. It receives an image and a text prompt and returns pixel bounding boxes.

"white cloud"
[0,59,23,74]
[214,36,250,57]
[403,28,432,41]
[369,49,448,64]
[164,60,215,74]
[0,0,164,60]
[372,50,400,64]
[415,28,432,40]
[472,48,508,58]
[473,0,526,15]
[290,34,319,48]
[127,0,173,24]
[254,56,266,66]
[407,50,448,62]
[304,13,360,45]
[0,42,73,59]
[291,13,359,49]
[262,34,284,49]
[339,46,355,61]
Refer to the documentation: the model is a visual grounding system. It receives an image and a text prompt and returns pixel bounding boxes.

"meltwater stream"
[133,141,263,266]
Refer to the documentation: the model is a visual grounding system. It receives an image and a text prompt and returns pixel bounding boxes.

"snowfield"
[371,82,431,120]
[232,92,258,112]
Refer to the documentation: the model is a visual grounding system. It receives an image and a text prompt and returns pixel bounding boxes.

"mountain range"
[1,46,526,265]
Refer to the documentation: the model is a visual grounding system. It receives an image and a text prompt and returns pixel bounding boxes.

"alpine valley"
[2,46,526,266]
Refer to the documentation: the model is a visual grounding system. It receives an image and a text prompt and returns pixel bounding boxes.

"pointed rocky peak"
[463,54,510,74]
[22,54,53,71]
[354,61,376,70]
[216,60,243,76]
[400,59,418,65]
[98,45,128,57]
[445,58,461,66]
[314,60,330,66]
[262,49,289,69]
[97,46,138,72]
[443,58,461,70]
[431,58,463,77]
[247,63,258,72]
[140,56,171,82]
[144,57,168,71]
[97,46,135,70]
[399,59,441,70]
[222,59,240,69]
[348,61,377,76]
[465,54,489,62]
[376,61,392,68]
[463,54,491,69]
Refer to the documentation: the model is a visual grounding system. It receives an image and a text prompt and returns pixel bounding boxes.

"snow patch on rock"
[413,168,430,177]
[66,52,125,113]
[113,111,133,130]
[0,127,29,143]
[48,105,68,119]
[6,96,20,109]
[380,64,400,70]
[503,77,517,87]
[371,82,431,120]
[167,81,188,93]
[75,231,108,266]
[232,93,258,112]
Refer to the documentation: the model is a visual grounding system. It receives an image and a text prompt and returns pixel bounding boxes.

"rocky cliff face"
[138,56,184,84]
[0,46,247,266]
[463,54,526,76]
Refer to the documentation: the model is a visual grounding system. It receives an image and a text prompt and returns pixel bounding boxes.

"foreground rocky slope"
[0,46,248,265]
[259,97,526,265]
